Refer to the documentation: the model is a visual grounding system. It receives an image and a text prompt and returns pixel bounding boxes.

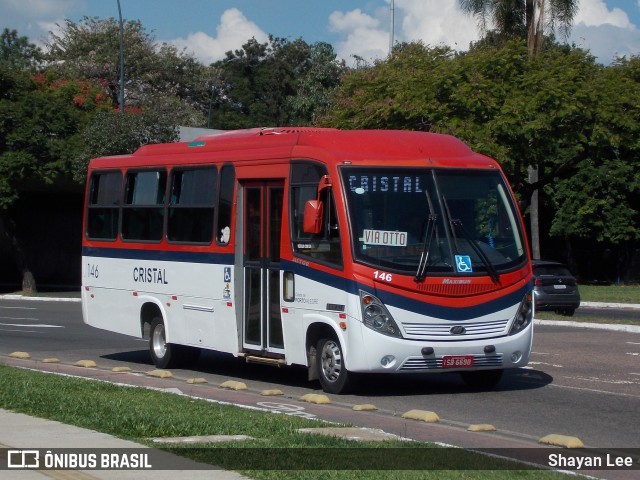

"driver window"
[290,161,343,268]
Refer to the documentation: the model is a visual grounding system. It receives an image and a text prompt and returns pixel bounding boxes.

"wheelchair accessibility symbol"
[224,267,231,282]
[455,255,473,273]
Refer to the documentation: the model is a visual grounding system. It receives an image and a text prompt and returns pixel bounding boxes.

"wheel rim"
[320,340,342,383]
[152,323,167,359]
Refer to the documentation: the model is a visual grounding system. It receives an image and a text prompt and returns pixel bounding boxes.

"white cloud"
[573,0,634,28]
[328,1,481,65]
[0,0,82,41]
[2,0,79,18]
[397,0,480,50]
[329,9,389,65]
[169,8,268,65]
[569,0,640,63]
[328,0,640,67]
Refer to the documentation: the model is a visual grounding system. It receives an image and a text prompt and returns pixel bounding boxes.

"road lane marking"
[0,305,37,310]
[549,382,640,399]
[0,316,38,321]
[0,322,63,328]
[528,361,563,368]
[560,375,640,386]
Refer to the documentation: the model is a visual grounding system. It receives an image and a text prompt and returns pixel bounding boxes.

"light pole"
[389,0,395,55]
[117,0,125,114]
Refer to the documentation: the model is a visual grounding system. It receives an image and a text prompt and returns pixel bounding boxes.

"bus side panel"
[279,265,358,367]
[82,252,239,354]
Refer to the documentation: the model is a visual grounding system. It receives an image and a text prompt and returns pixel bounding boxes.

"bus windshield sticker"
[455,255,473,273]
[363,229,408,247]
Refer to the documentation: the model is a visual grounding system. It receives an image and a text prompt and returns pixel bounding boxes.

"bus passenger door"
[241,181,285,355]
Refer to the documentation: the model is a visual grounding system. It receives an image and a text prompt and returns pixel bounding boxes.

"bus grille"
[401,319,509,339]
[399,354,504,371]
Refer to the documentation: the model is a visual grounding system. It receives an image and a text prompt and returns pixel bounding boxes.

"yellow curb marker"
[187,378,208,384]
[75,360,97,368]
[261,389,284,396]
[9,351,30,359]
[147,369,173,378]
[299,393,331,404]
[401,409,440,423]
[219,380,247,390]
[42,358,60,363]
[468,424,497,432]
[352,404,378,411]
[539,434,584,449]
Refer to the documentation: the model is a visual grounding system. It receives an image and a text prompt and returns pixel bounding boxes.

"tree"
[45,17,205,125]
[44,17,205,179]
[320,40,640,277]
[0,28,41,70]
[72,110,178,182]
[0,64,102,292]
[458,0,579,258]
[458,0,579,55]
[208,36,345,129]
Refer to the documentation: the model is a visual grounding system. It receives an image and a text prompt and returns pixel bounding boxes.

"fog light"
[511,351,522,363]
[380,355,396,368]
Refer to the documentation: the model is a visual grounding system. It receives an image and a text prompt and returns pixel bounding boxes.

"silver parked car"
[532,260,581,316]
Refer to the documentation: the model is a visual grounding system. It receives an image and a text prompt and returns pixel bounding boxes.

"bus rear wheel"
[316,337,352,394]
[149,317,199,369]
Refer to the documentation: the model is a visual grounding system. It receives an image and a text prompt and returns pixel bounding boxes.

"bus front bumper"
[346,322,533,374]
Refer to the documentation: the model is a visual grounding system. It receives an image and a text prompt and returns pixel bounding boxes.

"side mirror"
[303,199,324,235]
[302,175,332,235]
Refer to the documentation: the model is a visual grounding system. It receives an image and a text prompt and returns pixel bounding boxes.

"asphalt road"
[1,297,639,453]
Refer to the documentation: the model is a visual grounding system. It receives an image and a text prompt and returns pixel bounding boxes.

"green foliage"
[209,36,345,129]
[321,40,640,247]
[45,17,206,125]
[0,66,88,209]
[72,111,178,181]
[0,28,41,70]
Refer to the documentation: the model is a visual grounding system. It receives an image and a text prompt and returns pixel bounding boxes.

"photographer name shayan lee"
[548,453,636,470]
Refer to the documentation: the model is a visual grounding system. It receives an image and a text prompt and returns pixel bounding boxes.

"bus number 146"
[87,264,99,279]
[373,271,393,282]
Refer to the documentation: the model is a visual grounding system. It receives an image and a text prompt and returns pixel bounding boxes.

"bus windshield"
[341,167,526,277]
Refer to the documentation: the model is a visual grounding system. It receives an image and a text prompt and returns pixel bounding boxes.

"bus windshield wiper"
[414,214,437,282]
[449,218,500,283]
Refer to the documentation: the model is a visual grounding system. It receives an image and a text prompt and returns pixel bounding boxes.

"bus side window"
[86,170,122,241]
[216,164,235,245]
[121,169,167,242]
[290,161,343,267]
[168,167,217,244]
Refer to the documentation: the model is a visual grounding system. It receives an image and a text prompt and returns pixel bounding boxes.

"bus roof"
[88,127,496,170]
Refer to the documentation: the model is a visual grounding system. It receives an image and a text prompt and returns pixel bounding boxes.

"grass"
[578,284,640,303]
[0,365,574,479]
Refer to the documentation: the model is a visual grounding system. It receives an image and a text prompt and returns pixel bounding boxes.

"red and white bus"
[82,127,533,393]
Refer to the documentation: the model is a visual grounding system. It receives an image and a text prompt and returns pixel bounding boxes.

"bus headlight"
[509,292,533,335]
[360,290,402,338]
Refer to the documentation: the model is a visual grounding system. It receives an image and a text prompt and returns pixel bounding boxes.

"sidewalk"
[0,409,250,479]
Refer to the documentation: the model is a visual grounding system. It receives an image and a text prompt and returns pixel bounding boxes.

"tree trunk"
[0,212,37,294]
[528,165,540,260]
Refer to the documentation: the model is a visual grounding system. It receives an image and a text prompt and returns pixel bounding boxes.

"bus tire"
[460,369,503,390]
[316,336,352,394]
[149,317,180,369]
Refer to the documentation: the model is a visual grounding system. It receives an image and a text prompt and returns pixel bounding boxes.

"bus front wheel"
[149,317,179,369]
[316,337,352,394]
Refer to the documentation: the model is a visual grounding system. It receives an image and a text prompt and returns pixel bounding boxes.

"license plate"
[442,355,474,368]
[554,284,567,290]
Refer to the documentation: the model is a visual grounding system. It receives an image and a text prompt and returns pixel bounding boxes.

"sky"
[1,0,639,66]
